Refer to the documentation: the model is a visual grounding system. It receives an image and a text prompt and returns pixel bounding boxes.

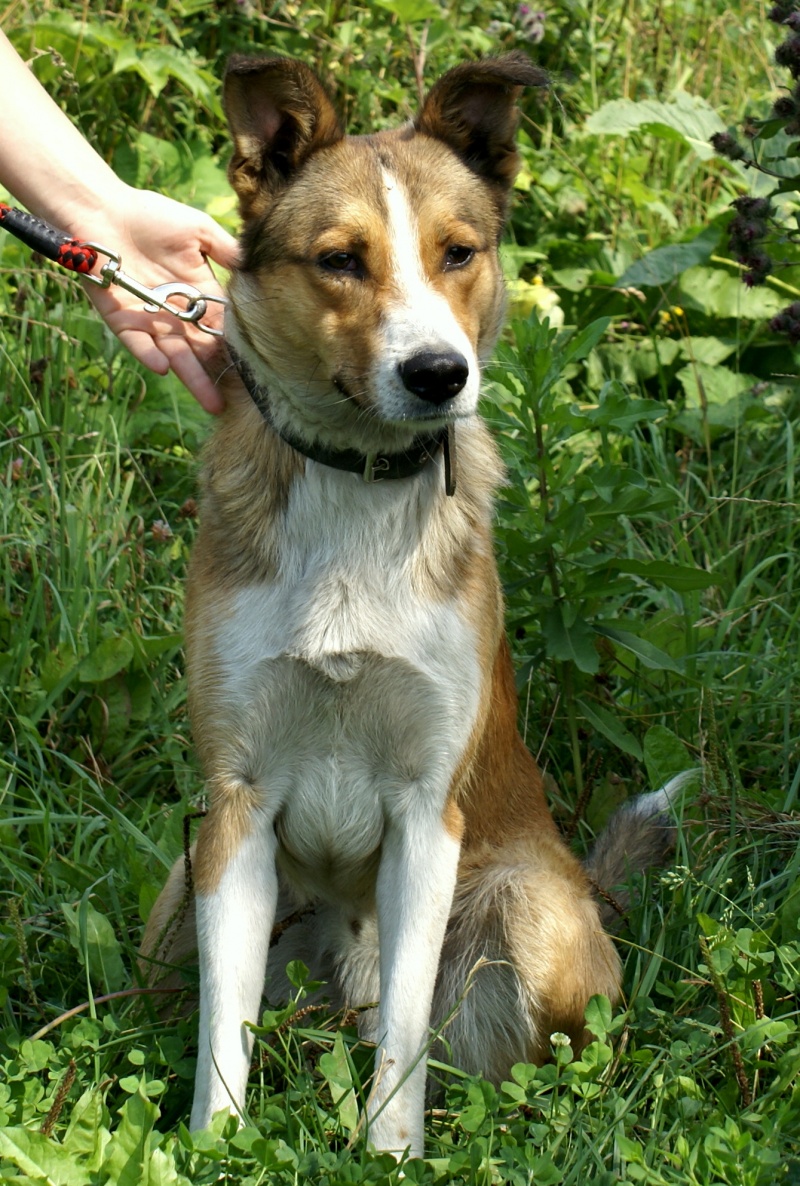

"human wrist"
[39,173,132,241]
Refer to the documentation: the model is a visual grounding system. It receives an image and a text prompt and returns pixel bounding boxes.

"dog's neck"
[226,343,457,496]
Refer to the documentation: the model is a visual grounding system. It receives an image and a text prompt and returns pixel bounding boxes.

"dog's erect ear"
[224,56,343,215]
[415,52,546,191]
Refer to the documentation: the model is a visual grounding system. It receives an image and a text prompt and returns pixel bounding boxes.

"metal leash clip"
[82,243,228,336]
[0,203,228,337]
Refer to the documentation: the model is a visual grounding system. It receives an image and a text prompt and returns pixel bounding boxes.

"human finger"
[159,333,226,414]
[198,220,239,271]
[116,327,170,376]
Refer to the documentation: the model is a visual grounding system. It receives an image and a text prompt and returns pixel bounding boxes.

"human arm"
[0,31,239,412]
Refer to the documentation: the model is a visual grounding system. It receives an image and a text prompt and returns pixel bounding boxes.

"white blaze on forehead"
[382,170,431,303]
[374,169,480,422]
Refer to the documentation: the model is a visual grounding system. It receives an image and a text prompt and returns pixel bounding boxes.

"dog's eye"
[444,245,475,270]
[319,251,362,275]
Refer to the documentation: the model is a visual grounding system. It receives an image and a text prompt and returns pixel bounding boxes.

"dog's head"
[223,54,545,454]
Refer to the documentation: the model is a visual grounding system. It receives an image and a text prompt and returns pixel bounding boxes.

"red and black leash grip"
[0,202,98,274]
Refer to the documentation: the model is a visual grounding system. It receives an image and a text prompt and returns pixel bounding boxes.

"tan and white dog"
[142,53,676,1158]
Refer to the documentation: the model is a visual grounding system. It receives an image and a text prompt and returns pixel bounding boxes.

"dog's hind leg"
[433,839,621,1083]
[190,795,279,1130]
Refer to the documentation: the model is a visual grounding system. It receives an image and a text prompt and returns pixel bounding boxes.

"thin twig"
[30,986,183,1042]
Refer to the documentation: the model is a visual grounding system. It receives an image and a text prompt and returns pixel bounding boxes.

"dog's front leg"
[367,810,461,1158]
[191,808,278,1131]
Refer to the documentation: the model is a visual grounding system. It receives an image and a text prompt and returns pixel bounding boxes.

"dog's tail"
[584,771,697,928]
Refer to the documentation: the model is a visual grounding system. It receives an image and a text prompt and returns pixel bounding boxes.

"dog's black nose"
[399,351,469,404]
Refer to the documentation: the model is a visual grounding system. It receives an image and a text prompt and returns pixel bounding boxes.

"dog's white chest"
[208,467,480,899]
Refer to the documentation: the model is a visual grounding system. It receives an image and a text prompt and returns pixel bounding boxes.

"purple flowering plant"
[711,2,800,336]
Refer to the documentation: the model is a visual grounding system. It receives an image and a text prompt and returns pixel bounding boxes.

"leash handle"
[0,202,98,273]
[0,201,226,335]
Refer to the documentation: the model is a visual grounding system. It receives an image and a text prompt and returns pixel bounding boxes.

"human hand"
[79,186,239,413]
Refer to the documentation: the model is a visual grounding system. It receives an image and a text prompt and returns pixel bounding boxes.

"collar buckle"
[363,453,391,483]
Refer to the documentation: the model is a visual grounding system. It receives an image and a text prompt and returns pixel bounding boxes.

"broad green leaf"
[676,362,757,407]
[459,1101,488,1132]
[584,994,613,1042]
[590,466,647,504]
[113,46,215,102]
[285,959,311,989]
[135,634,181,664]
[581,387,665,432]
[746,116,788,142]
[0,1127,91,1184]
[643,725,693,790]
[616,225,721,289]
[79,635,134,683]
[111,40,144,78]
[672,401,773,443]
[145,49,215,101]
[62,900,126,993]
[677,336,738,365]
[594,624,682,673]
[318,1032,359,1134]
[618,338,681,381]
[585,93,726,159]
[148,1145,192,1186]
[27,15,125,54]
[250,1001,297,1034]
[229,1127,263,1154]
[672,364,779,440]
[529,1156,564,1185]
[543,607,599,673]
[285,959,323,993]
[509,1062,540,1090]
[101,1081,160,1186]
[773,172,800,194]
[609,558,720,592]
[40,643,80,694]
[576,698,643,759]
[696,912,719,938]
[128,672,153,721]
[114,129,190,191]
[18,1039,56,1072]
[616,1133,645,1163]
[550,265,592,292]
[89,677,132,757]
[64,1087,112,1170]
[375,0,441,20]
[679,265,787,319]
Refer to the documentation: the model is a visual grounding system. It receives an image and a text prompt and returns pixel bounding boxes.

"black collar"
[227,345,456,495]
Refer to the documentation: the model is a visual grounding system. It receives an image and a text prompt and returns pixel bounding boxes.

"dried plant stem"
[40,1060,77,1137]
[565,749,602,841]
[753,978,765,1021]
[588,879,627,921]
[9,898,44,1018]
[699,935,752,1106]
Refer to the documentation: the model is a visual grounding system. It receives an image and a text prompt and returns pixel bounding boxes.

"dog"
[141,52,678,1158]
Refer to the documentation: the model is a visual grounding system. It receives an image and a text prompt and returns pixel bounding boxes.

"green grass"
[2,1,800,1182]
